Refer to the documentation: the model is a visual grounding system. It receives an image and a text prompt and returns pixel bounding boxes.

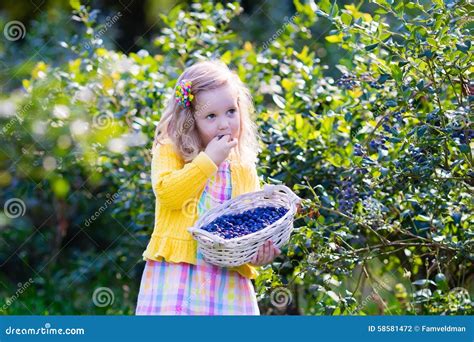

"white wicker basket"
[187,184,301,268]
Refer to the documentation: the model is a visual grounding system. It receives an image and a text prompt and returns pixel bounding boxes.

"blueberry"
[202,206,290,239]
[336,73,360,90]
[354,143,364,156]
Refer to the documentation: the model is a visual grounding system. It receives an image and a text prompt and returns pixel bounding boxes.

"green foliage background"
[0,0,472,315]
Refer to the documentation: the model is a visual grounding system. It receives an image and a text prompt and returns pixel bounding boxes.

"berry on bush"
[336,73,360,90]
[368,81,383,89]
[354,143,365,156]
[335,179,359,214]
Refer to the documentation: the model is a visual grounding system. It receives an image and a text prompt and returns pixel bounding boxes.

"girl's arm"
[151,142,218,210]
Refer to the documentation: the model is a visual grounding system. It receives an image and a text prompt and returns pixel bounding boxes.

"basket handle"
[187,226,226,247]
[263,184,302,208]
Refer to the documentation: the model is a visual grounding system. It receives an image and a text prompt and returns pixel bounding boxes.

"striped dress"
[135,159,260,315]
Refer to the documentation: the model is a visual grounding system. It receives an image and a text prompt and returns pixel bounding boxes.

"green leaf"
[414,214,431,222]
[319,0,332,13]
[326,33,343,43]
[435,273,448,290]
[378,74,390,84]
[398,60,409,67]
[365,43,379,51]
[390,64,403,83]
[422,50,434,58]
[70,0,81,10]
[426,37,437,46]
[330,0,339,17]
[459,144,470,153]
[344,112,352,122]
[456,43,470,53]
[417,125,428,137]
[341,13,352,25]
[400,209,412,220]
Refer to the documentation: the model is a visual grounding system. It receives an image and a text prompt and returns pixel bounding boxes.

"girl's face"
[194,83,241,147]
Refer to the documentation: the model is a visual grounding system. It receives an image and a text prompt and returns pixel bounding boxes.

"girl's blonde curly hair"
[153,60,260,165]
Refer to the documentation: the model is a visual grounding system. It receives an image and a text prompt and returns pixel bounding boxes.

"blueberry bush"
[0,0,472,315]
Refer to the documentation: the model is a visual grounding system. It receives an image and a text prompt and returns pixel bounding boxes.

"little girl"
[135,60,281,315]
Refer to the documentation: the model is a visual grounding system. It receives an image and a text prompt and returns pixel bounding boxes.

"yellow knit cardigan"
[142,138,261,279]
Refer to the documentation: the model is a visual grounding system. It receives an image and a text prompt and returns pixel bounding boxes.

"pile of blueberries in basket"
[201,206,288,239]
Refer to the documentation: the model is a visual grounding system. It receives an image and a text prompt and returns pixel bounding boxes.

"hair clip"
[175,80,194,108]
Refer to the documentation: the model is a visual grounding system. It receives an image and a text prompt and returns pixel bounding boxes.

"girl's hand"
[249,240,281,266]
[204,134,238,166]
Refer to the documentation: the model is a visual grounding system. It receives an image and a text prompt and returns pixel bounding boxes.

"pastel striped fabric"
[136,160,260,315]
